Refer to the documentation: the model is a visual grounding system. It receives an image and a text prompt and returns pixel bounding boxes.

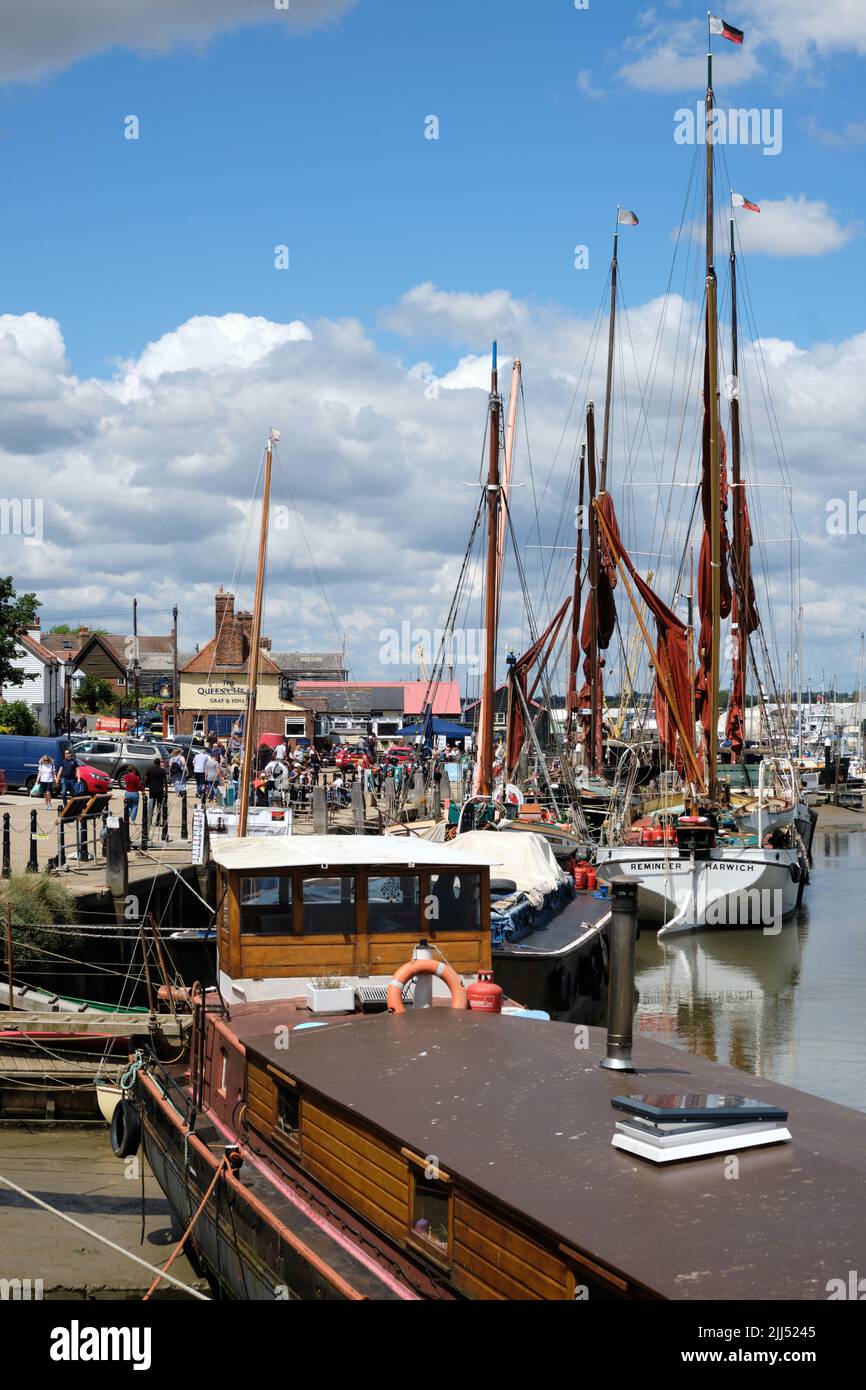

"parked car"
[335,747,368,770]
[0,734,72,791]
[384,744,416,764]
[69,738,167,781]
[76,764,113,795]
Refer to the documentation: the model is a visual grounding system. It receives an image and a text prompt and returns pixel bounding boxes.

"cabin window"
[240,875,294,934]
[367,875,420,933]
[275,1083,300,1146]
[428,872,482,932]
[408,1167,452,1263]
[301,876,355,935]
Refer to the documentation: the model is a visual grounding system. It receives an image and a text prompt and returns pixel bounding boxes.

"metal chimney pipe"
[599,877,638,1072]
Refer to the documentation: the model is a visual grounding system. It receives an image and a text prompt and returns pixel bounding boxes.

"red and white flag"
[709,15,745,44]
[617,208,639,226]
[732,191,760,213]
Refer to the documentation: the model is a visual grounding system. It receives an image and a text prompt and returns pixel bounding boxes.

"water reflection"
[633,814,866,1113]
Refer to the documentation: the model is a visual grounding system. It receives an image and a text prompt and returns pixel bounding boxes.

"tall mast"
[705,46,721,798]
[566,442,586,740]
[496,358,521,615]
[586,402,600,775]
[237,429,278,836]
[599,229,618,493]
[728,209,746,763]
[475,342,501,797]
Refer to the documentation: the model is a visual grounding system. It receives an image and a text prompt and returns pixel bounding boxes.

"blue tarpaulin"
[396,719,473,739]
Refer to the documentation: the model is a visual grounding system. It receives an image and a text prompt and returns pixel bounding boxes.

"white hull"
[595,845,804,937]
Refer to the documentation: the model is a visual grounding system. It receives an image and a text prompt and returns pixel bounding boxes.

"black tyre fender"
[110,1095,141,1158]
[490,877,518,895]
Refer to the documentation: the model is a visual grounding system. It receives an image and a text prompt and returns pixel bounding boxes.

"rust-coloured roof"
[238,1009,866,1300]
[17,633,60,665]
[180,636,280,676]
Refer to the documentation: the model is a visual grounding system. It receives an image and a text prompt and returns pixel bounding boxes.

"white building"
[0,623,64,731]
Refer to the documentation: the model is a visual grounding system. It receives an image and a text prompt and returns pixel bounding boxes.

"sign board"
[205,806,293,838]
[191,806,207,865]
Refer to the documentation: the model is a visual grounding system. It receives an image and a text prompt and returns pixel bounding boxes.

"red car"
[385,745,415,764]
[76,763,112,795]
[335,748,368,770]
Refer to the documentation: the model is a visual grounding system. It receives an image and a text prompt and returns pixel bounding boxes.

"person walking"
[169,748,186,794]
[37,753,56,808]
[56,747,80,804]
[204,750,222,803]
[144,757,168,829]
[122,765,142,824]
[192,746,209,799]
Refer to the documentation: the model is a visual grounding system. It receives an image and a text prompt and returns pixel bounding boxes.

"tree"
[48,623,108,636]
[74,675,117,713]
[0,577,39,690]
[0,700,40,735]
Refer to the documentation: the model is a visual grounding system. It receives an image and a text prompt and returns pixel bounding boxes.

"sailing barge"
[119,993,866,1300]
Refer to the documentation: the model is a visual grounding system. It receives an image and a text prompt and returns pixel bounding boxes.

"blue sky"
[2,0,866,692]
[3,0,864,378]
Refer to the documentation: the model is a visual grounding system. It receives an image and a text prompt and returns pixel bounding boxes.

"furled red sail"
[725,478,760,755]
[506,598,570,775]
[695,342,733,753]
[596,493,693,770]
[565,447,585,737]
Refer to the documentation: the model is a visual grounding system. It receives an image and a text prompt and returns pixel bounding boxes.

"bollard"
[101,811,109,857]
[123,797,131,850]
[78,814,90,862]
[161,792,169,842]
[180,790,188,840]
[351,780,364,833]
[312,785,327,835]
[26,809,38,873]
[1,813,10,879]
[140,793,149,851]
[599,877,638,1073]
[432,780,442,820]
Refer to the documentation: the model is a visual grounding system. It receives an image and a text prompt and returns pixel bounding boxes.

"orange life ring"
[386,958,468,1013]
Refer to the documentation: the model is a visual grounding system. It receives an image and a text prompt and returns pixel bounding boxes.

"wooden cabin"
[210,836,492,1004]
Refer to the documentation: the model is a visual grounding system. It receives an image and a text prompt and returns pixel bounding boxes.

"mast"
[705,46,721,799]
[586,402,600,775]
[475,342,501,797]
[237,429,278,836]
[599,229,618,492]
[496,359,521,603]
[566,442,586,740]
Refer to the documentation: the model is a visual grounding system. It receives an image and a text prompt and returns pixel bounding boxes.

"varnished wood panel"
[452,1195,569,1301]
[240,942,355,973]
[246,1061,274,1132]
[301,1097,410,1241]
[304,1103,408,1182]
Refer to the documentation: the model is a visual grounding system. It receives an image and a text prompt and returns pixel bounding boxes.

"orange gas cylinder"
[467,972,503,1013]
[650,827,665,845]
[574,867,588,890]
[585,868,598,890]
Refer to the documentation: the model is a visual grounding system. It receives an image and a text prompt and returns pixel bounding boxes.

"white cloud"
[0,0,356,82]
[2,291,866,686]
[619,18,761,93]
[686,195,858,257]
[803,115,866,149]
[576,69,607,100]
[740,0,866,65]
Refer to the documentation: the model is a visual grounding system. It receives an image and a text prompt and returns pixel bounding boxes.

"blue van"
[0,735,71,792]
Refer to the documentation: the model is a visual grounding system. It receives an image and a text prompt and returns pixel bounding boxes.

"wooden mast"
[599,228,618,493]
[475,342,501,797]
[237,429,278,836]
[705,47,722,801]
[566,442,586,740]
[586,402,600,775]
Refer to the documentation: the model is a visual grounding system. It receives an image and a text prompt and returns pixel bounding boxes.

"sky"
[1,0,866,693]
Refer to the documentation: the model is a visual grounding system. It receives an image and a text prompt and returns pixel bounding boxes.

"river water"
[633,807,866,1114]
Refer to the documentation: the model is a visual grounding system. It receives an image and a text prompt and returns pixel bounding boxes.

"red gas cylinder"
[574,867,588,890]
[585,867,598,891]
[650,827,665,845]
[641,826,655,846]
[467,972,503,1013]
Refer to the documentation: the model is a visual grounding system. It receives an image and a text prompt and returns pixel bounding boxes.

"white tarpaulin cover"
[451,830,567,909]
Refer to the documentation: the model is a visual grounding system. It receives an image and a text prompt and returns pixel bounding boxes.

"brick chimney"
[260,636,272,652]
[235,610,253,666]
[214,587,242,666]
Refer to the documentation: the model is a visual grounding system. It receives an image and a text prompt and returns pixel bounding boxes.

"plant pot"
[306,983,355,1015]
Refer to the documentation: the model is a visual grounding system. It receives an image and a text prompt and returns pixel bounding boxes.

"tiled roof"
[181,636,280,676]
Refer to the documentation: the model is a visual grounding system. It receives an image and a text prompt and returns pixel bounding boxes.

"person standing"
[192,746,209,799]
[122,765,142,823]
[169,748,186,793]
[37,753,56,807]
[56,747,80,804]
[144,757,167,827]
[204,751,222,803]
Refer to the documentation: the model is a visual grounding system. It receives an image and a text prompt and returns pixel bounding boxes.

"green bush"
[0,874,77,969]
[0,700,40,736]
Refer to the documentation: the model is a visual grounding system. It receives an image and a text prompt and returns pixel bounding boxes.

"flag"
[617,208,639,225]
[732,191,760,213]
[709,15,744,44]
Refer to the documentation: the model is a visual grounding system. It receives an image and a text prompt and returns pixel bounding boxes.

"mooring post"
[123,796,131,850]
[101,810,109,857]
[78,812,90,863]
[141,793,149,851]
[161,792,169,842]
[26,809,38,873]
[312,785,327,835]
[351,780,364,833]
[432,779,442,820]
[1,813,10,879]
[599,877,638,1072]
[180,790,188,840]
